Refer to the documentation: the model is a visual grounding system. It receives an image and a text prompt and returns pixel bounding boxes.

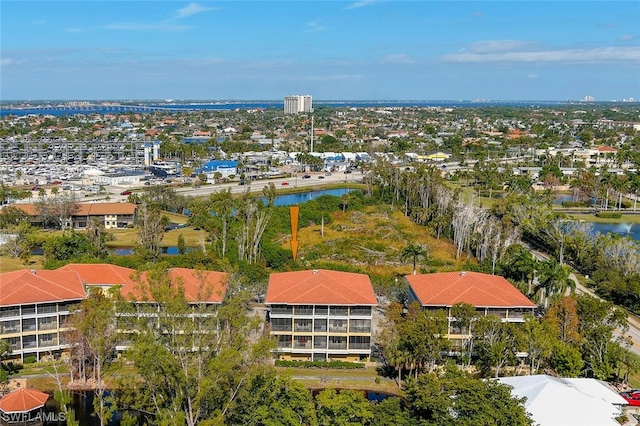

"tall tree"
[68,288,119,426]
[404,364,532,426]
[118,266,273,425]
[400,243,428,275]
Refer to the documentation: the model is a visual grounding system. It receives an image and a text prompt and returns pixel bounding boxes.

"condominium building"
[7,202,137,230]
[405,271,536,349]
[0,265,229,360]
[0,269,86,361]
[265,269,377,362]
[284,95,312,114]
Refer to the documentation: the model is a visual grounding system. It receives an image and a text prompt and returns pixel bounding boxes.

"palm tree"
[401,243,427,275]
[536,259,574,308]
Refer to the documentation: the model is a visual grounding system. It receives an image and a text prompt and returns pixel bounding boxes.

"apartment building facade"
[265,269,377,362]
[405,271,537,349]
[0,265,229,360]
[0,269,86,361]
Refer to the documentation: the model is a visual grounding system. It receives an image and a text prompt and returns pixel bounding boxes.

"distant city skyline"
[1,1,639,101]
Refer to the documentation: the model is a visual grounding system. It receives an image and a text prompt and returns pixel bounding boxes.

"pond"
[265,187,357,206]
[590,222,640,241]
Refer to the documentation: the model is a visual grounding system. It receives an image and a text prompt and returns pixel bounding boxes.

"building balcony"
[328,326,347,333]
[328,343,347,350]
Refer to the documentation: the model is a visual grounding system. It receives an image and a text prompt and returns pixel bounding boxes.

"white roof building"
[496,375,627,426]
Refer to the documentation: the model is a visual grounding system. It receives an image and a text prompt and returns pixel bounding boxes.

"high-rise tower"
[284,95,312,114]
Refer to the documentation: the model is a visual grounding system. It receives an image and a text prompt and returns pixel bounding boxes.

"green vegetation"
[275,360,365,369]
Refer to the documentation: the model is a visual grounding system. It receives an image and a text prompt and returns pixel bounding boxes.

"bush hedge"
[275,360,365,369]
[595,212,623,219]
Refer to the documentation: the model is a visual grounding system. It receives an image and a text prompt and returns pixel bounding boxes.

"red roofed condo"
[405,271,536,349]
[0,265,229,361]
[265,269,377,363]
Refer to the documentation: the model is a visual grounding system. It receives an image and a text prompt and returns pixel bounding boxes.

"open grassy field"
[289,204,468,279]
[565,212,640,224]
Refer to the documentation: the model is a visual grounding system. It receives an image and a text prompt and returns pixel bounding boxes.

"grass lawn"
[276,366,403,396]
[565,213,640,224]
[0,255,44,273]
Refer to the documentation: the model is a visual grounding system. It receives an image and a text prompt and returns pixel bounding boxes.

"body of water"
[590,222,640,241]
[268,188,356,206]
[0,100,572,117]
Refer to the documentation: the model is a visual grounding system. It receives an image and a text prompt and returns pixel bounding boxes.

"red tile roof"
[56,264,228,304]
[0,388,49,414]
[265,269,377,305]
[0,270,86,306]
[123,268,228,304]
[406,271,536,308]
[57,263,136,286]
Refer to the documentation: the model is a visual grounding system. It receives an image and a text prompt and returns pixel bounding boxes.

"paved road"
[87,171,363,203]
[528,244,640,355]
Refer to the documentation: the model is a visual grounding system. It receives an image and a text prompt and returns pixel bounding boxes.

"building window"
[350,306,371,316]
[329,319,347,333]
[349,319,371,333]
[330,306,348,316]
[314,319,327,332]
[38,317,57,331]
[314,336,327,349]
[0,320,20,334]
[22,318,36,332]
[328,336,347,350]
[294,336,312,349]
[21,305,36,315]
[22,335,37,349]
[349,336,371,350]
[7,337,20,351]
[271,305,293,315]
[37,304,57,314]
[294,305,313,316]
[38,333,58,347]
[315,305,328,315]
[0,307,20,318]
[271,318,292,332]
[276,335,292,349]
[294,319,312,332]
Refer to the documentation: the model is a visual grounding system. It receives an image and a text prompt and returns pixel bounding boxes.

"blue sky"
[1,1,639,101]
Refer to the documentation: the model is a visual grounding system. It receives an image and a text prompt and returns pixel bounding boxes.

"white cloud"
[305,20,327,33]
[381,54,415,64]
[443,43,640,63]
[0,58,14,67]
[528,73,539,79]
[173,3,216,20]
[619,35,634,42]
[471,11,484,18]
[66,28,82,33]
[468,40,538,54]
[345,0,380,10]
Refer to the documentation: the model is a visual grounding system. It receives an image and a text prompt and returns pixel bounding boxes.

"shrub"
[595,211,622,219]
[23,356,37,364]
[275,360,365,369]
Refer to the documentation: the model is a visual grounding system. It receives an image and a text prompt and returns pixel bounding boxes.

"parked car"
[281,182,289,186]
[318,176,325,179]
[302,175,311,179]
[620,391,640,406]
[120,190,132,196]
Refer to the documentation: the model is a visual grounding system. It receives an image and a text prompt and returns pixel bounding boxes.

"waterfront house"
[265,269,377,362]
